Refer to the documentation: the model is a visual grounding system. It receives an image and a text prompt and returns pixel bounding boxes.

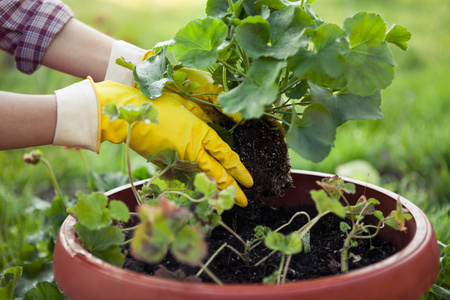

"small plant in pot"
[52,0,440,299]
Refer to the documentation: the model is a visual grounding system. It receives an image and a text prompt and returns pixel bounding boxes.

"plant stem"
[197,243,227,277]
[40,157,66,211]
[276,211,310,233]
[222,65,229,92]
[121,225,140,232]
[254,249,277,267]
[217,58,259,86]
[341,227,357,273]
[163,86,222,108]
[145,165,171,188]
[226,245,246,263]
[277,254,286,284]
[126,124,141,205]
[282,254,292,284]
[119,238,133,247]
[227,0,235,14]
[199,262,223,285]
[278,77,303,95]
[218,221,246,247]
[263,112,290,126]
[162,190,204,203]
[121,143,127,174]
[77,150,90,177]
[236,44,250,71]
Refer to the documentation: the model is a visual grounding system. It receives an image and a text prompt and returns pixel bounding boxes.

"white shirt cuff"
[53,79,99,152]
[104,40,146,86]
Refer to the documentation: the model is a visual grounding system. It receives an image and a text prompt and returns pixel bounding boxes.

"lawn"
[1,0,449,298]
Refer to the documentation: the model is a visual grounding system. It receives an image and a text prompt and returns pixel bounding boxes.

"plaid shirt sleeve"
[0,0,73,74]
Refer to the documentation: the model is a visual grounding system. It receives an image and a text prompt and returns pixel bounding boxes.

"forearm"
[0,92,57,150]
[41,18,115,82]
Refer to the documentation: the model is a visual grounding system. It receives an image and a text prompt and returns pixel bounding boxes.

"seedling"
[316,175,412,272]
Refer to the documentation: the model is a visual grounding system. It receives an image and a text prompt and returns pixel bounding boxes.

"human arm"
[0,79,253,206]
[1,0,145,83]
[0,91,56,149]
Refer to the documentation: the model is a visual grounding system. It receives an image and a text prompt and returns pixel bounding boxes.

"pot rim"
[55,169,440,297]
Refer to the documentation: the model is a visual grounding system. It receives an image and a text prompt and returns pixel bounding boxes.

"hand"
[53,79,253,206]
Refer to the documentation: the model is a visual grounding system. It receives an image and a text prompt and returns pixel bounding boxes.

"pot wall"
[53,170,440,300]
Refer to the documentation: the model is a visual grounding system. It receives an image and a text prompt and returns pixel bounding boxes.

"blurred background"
[1,0,449,298]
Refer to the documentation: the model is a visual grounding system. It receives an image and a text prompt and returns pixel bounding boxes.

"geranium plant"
[119,0,411,164]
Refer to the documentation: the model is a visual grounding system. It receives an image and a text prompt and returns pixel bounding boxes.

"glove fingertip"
[234,187,248,207]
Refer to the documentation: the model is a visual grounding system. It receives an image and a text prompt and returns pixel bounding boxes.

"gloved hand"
[53,78,253,206]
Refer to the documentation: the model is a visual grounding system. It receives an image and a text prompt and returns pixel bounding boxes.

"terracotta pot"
[53,170,440,300]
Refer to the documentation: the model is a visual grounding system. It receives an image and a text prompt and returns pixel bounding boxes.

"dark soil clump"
[122,203,398,284]
[227,118,293,202]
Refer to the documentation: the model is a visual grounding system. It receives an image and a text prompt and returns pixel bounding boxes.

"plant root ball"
[230,118,293,203]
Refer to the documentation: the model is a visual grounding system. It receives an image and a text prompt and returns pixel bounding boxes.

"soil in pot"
[121,202,398,284]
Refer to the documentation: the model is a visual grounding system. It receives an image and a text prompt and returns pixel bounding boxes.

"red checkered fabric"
[0,0,73,74]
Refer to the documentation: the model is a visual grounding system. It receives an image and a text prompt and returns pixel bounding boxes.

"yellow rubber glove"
[91,78,253,207]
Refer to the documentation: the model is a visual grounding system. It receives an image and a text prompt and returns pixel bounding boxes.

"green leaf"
[206,0,237,18]
[168,70,201,95]
[265,231,303,255]
[234,16,270,59]
[133,48,171,100]
[374,210,384,221]
[102,103,118,121]
[194,172,217,197]
[219,57,286,119]
[309,83,383,126]
[310,189,345,218]
[0,266,22,300]
[289,24,349,86]
[115,57,135,71]
[215,185,236,215]
[103,103,159,125]
[254,226,271,241]
[284,233,303,255]
[385,199,412,231]
[148,148,198,180]
[235,7,311,60]
[13,263,54,299]
[317,175,356,198]
[255,0,286,10]
[24,282,68,300]
[386,24,412,51]
[207,122,234,149]
[68,192,111,230]
[344,12,396,96]
[108,200,130,223]
[345,196,378,216]
[286,103,336,163]
[74,223,125,267]
[131,218,171,264]
[131,200,192,264]
[173,17,227,69]
[340,222,351,234]
[171,226,207,266]
[431,284,450,300]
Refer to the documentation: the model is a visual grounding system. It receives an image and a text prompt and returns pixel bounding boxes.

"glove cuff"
[104,40,146,86]
[53,79,99,152]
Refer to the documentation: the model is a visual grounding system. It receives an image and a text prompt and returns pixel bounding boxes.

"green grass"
[1,0,449,298]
